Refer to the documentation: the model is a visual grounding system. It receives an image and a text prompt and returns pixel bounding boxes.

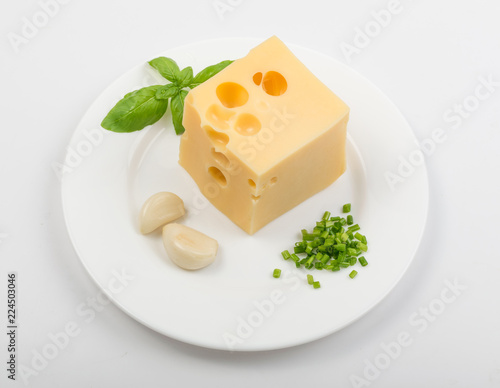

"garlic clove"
[140,192,185,234]
[162,223,218,270]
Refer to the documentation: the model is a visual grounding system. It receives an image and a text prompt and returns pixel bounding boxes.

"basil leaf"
[156,83,178,100]
[148,57,180,83]
[101,85,168,133]
[177,66,193,88]
[170,90,189,135]
[190,60,234,87]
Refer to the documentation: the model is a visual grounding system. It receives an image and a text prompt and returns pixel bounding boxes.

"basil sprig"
[101,57,233,135]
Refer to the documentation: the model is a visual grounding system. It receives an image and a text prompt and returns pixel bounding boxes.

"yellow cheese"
[179,36,349,234]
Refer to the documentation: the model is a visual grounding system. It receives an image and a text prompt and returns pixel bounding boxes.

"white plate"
[61,38,428,351]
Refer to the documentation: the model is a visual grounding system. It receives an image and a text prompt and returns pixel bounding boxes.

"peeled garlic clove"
[140,192,185,234]
[162,223,218,270]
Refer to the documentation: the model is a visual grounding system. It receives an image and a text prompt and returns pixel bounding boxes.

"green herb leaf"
[103,56,233,136]
[170,90,188,135]
[190,60,234,88]
[148,57,180,83]
[101,85,168,133]
[177,67,193,88]
[155,83,178,100]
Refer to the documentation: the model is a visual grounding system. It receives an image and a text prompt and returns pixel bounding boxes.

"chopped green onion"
[294,245,306,254]
[347,247,357,256]
[278,205,369,288]
[324,238,334,246]
[281,250,292,260]
[303,233,315,241]
[357,242,368,252]
[334,243,346,251]
[317,245,327,253]
[347,224,360,233]
[354,232,362,240]
[305,255,316,267]
[349,270,358,279]
[320,254,331,265]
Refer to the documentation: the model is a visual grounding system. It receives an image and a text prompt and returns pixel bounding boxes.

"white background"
[1,0,499,387]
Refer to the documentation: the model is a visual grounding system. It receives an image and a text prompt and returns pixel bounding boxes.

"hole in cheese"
[248,179,256,188]
[251,194,261,201]
[253,72,263,86]
[216,82,249,108]
[205,126,229,149]
[208,166,227,187]
[206,104,235,130]
[211,148,230,169]
[270,177,278,185]
[262,71,287,96]
[234,113,262,136]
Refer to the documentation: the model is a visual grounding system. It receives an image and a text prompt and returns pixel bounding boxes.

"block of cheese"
[179,36,349,234]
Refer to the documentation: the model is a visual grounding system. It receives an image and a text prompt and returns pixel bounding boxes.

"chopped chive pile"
[275,204,369,288]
